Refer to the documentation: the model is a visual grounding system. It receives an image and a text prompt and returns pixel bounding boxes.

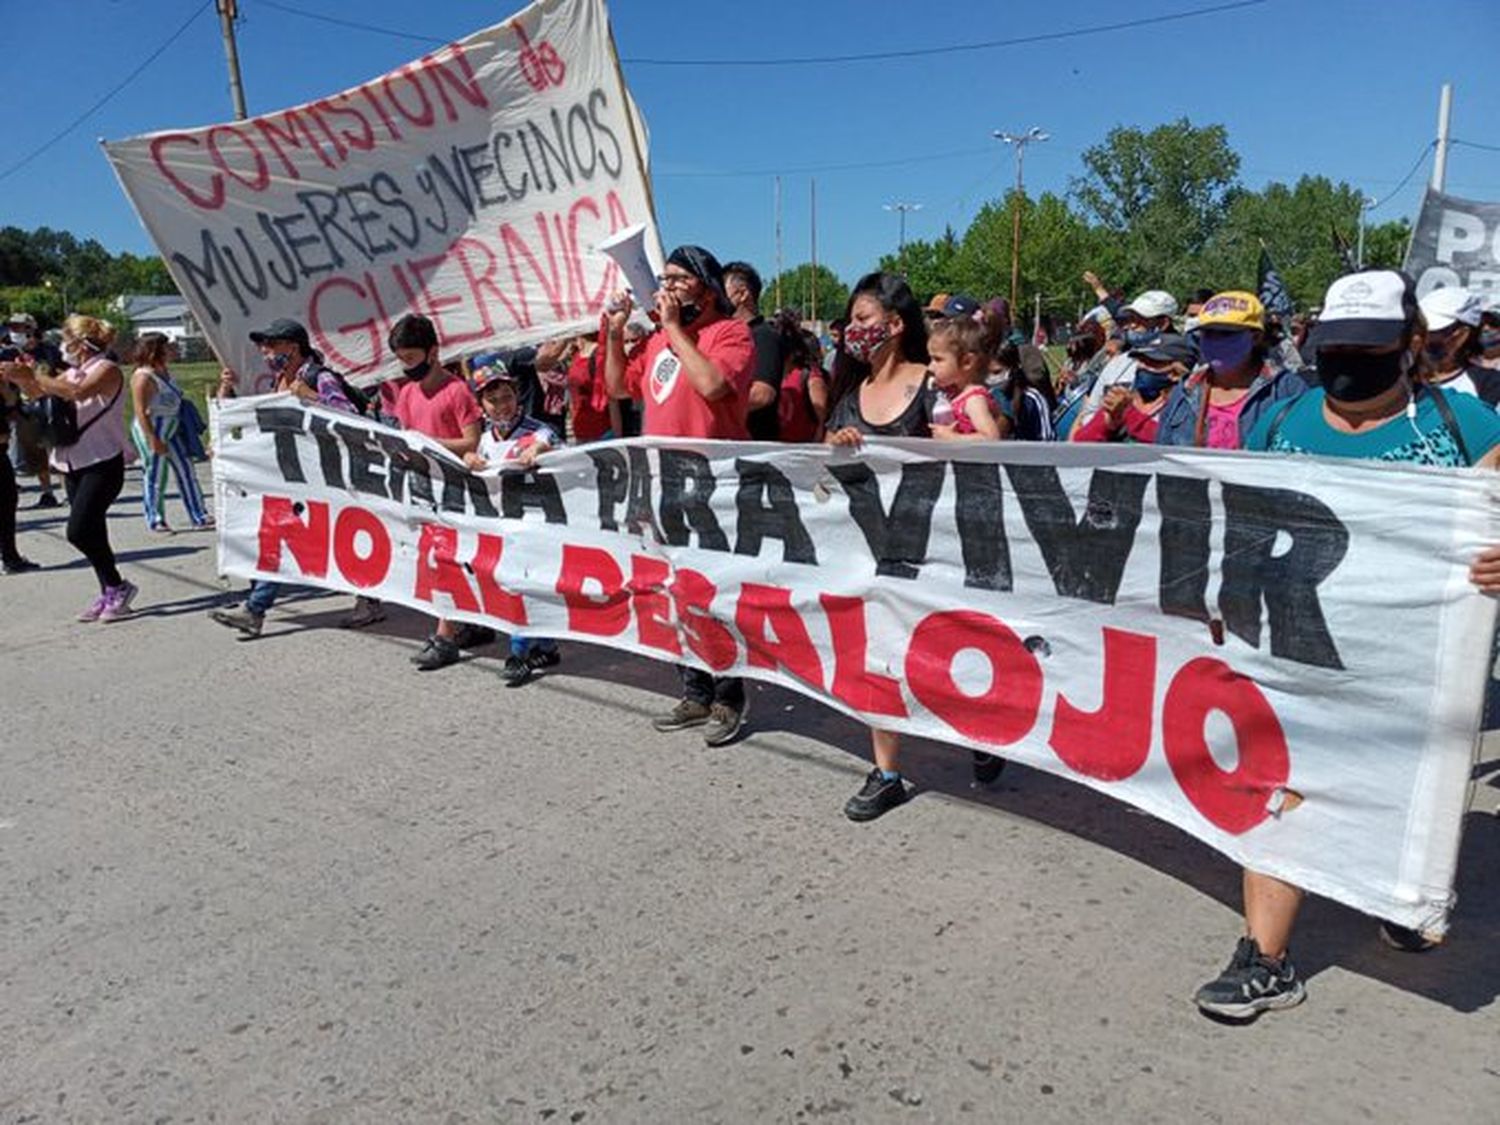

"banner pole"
[606,20,658,230]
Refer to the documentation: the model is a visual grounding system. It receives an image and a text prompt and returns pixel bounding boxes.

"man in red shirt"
[389,314,483,672]
[603,244,756,745]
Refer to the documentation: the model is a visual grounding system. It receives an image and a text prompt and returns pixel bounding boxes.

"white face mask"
[7,330,28,346]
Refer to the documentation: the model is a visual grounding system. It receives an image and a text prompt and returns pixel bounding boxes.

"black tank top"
[828,371,937,437]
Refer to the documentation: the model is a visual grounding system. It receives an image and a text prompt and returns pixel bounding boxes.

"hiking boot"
[652,699,712,732]
[210,605,264,638]
[844,769,908,822]
[452,623,497,649]
[1194,937,1306,1020]
[500,655,533,687]
[342,596,386,629]
[972,752,1007,785]
[2,556,40,575]
[1379,921,1439,953]
[413,634,462,671]
[702,702,746,747]
[97,580,139,622]
[32,491,59,509]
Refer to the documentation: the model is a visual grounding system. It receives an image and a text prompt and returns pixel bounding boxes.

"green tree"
[877,226,961,303]
[1071,118,1240,294]
[763,262,849,322]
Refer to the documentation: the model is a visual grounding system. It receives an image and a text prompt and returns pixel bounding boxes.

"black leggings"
[0,445,18,564]
[63,454,124,589]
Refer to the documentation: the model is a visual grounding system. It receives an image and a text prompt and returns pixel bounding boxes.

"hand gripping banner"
[103,0,660,383]
[211,396,1498,933]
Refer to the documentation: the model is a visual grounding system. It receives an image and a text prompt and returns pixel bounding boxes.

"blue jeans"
[246,579,281,615]
[510,635,558,658]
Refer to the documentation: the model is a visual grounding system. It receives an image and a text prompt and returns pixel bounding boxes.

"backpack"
[776,365,822,443]
[305,362,370,416]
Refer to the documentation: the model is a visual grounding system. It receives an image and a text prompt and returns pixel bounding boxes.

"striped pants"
[131,415,209,529]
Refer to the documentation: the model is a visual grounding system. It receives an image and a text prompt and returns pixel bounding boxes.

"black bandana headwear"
[666,244,734,316]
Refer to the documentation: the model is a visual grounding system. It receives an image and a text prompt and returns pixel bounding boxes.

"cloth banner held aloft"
[103,0,659,385]
[211,396,1498,934]
[1405,187,1500,302]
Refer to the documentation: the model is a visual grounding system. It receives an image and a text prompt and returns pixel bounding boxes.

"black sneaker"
[501,654,532,687]
[453,623,497,649]
[31,492,59,510]
[1379,921,1439,953]
[1194,937,1306,1021]
[526,647,561,673]
[2,556,40,575]
[972,752,1006,785]
[413,635,462,671]
[702,702,745,747]
[844,768,908,822]
[652,699,712,732]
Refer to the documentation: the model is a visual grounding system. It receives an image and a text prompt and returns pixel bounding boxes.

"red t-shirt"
[394,372,482,440]
[625,316,756,439]
[567,349,613,443]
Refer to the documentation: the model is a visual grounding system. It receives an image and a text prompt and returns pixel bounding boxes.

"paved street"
[3,464,1498,1124]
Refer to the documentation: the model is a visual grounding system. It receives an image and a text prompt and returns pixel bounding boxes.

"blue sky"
[5,0,1500,288]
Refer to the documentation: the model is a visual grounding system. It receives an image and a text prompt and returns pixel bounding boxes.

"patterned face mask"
[843,320,891,363]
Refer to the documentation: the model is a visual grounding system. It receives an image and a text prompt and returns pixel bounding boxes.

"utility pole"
[883,201,923,256]
[994,126,1049,311]
[1431,82,1452,194]
[774,175,783,310]
[217,0,248,120]
[810,178,818,324]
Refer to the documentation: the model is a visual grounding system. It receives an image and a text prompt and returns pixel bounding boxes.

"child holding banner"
[1195,269,1500,1021]
[388,314,482,672]
[463,359,561,687]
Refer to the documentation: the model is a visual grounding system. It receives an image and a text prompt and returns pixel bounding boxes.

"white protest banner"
[103,0,658,385]
[212,396,1497,933]
[1405,187,1500,302]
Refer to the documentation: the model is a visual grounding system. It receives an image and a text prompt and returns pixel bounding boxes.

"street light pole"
[993,126,1049,311]
[1356,195,1377,269]
[883,201,923,258]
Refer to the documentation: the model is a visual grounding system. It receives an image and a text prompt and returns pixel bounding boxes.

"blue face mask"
[1124,328,1159,348]
[268,352,291,373]
[1198,330,1255,375]
[1133,369,1174,401]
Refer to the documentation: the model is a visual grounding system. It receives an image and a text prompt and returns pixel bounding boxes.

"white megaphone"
[596,222,660,325]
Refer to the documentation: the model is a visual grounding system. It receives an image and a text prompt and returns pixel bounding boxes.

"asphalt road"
[3,464,1498,1124]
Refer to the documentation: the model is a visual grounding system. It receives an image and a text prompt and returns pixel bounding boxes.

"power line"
[655,147,994,180]
[1365,140,1437,213]
[253,0,1268,67]
[257,0,443,44]
[0,0,213,185]
[1452,138,1500,155]
[627,0,1268,66]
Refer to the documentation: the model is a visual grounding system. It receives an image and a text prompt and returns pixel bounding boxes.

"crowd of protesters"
[4,249,1500,1025]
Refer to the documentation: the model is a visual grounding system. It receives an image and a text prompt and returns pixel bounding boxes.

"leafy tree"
[1071,119,1240,294]
[877,226,961,304]
[763,262,849,322]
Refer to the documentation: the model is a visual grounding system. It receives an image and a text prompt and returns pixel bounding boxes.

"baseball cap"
[924,292,952,317]
[6,311,37,329]
[1196,290,1265,333]
[1130,333,1196,366]
[1312,270,1417,350]
[1119,290,1178,320]
[469,354,514,394]
[939,294,981,319]
[1418,286,1483,332]
[248,317,311,348]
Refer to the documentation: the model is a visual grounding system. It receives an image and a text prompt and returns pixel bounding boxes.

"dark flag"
[1331,223,1358,275]
[1257,244,1295,318]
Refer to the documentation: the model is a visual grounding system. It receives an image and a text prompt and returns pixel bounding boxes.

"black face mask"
[677,303,702,327]
[1319,349,1406,403]
[403,359,432,380]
